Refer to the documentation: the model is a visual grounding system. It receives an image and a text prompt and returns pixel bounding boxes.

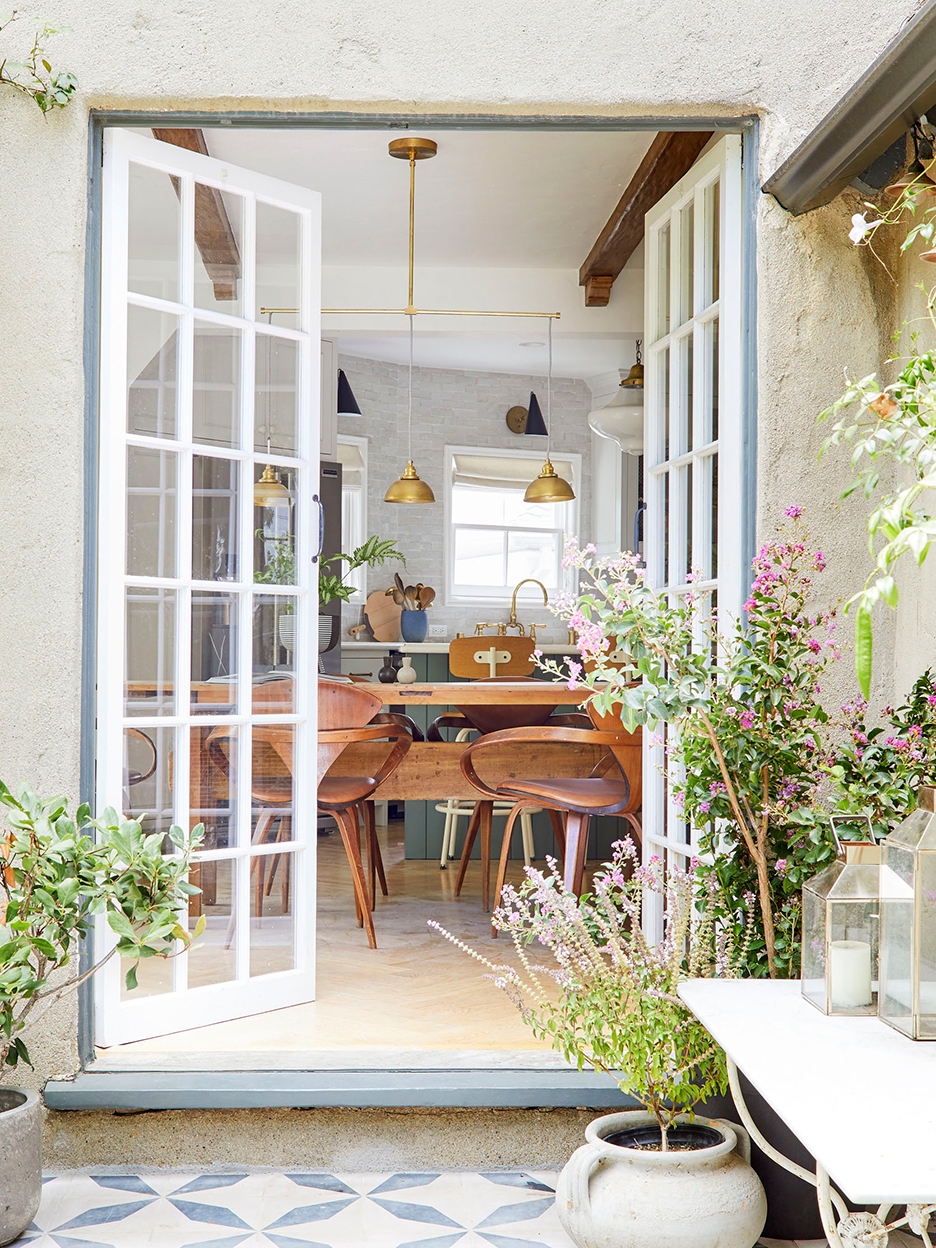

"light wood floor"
[99,819,580,1068]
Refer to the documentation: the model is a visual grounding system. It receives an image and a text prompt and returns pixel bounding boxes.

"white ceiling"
[201,127,654,269]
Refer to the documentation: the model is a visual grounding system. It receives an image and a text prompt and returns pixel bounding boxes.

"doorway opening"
[91,118,748,1072]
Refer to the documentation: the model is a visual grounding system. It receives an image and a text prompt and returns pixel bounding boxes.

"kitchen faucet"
[507,578,549,643]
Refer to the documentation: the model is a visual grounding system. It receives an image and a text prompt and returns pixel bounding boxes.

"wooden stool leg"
[520,810,534,866]
[480,800,493,912]
[334,806,376,949]
[562,811,590,897]
[454,802,482,897]
[492,803,527,937]
[365,802,388,897]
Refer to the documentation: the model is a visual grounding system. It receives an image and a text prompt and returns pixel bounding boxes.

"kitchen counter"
[342,640,580,654]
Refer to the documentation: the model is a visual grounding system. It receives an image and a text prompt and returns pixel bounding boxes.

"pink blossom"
[776,859,787,874]
[784,505,803,519]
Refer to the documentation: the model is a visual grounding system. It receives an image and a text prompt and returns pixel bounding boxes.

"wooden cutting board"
[363,590,402,643]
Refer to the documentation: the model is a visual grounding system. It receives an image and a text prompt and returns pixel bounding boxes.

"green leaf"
[855,604,873,701]
[124,962,138,991]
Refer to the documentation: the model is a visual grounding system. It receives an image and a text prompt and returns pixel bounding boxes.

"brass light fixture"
[385,314,435,503]
[524,319,575,504]
[620,339,644,389]
[254,310,293,509]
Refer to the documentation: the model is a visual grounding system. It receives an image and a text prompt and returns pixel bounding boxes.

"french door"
[96,130,321,1045]
[641,135,745,938]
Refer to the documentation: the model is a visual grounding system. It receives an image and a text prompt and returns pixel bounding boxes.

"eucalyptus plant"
[432,840,750,1147]
[0,11,76,112]
[0,783,203,1072]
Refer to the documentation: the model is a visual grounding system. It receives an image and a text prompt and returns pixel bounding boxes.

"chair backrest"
[448,636,535,679]
[587,700,642,813]
[455,675,555,736]
[252,677,296,714]
[317,678,384,781]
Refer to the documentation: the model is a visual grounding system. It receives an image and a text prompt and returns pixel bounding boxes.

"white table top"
[678,979,936,1203]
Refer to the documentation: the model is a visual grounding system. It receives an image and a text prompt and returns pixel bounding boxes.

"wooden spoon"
[405,585,419,610]
[418,586,436,609]
[387,586,406,607]
[394,571,408,605]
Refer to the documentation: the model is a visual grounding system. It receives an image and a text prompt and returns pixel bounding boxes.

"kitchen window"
[444,445,581,604]
[336,434,367,601]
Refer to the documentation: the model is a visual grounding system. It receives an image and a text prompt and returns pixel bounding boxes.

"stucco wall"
[0,0,920,1159]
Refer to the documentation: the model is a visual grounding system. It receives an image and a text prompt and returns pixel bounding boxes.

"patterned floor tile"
[11,1172,576,1248]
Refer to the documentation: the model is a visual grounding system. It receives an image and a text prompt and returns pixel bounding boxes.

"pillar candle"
[829,939,872,1008]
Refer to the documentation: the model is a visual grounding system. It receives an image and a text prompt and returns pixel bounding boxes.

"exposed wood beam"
[151,127,241,301]
[579,131,713,306]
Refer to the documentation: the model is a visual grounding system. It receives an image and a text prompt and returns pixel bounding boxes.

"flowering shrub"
[431,841,750,1147]
[828,671,936,838]
[544,513,839,978]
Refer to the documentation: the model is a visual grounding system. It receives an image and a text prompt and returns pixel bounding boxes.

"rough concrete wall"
[337,354,593,643]
[0,0,919,1151]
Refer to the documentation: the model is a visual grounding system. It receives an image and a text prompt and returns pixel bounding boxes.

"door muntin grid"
[641,137,743,938]
[97,130,320,1043]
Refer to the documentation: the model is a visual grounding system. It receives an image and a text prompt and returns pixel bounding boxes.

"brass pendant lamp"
[385,314,435,503]
[253,311,293,509]
[524,318,575,504]
[620,339,644,389]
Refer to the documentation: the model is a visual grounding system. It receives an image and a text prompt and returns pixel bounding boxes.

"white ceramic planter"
[556,1109,766,1248]
[0,1087,41,1246]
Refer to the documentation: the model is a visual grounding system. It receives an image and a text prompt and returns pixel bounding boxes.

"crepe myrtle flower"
[784,504,803,519]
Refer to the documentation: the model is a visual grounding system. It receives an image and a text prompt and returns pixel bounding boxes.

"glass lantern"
[802,832,880,1017]
[879,786,936,1040]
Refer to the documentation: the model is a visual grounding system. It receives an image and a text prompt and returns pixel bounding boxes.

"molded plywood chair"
[458,703,642,927]
[428,670,580,910]
[317,678,414,948]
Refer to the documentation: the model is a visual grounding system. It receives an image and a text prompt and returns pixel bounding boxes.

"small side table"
[678,980,936,1248]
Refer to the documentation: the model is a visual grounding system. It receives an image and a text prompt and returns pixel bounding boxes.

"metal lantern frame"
[879,786,936,1041]
[801,817,881,1017]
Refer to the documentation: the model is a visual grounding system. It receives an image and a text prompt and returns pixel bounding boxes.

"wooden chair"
[428,674,582,910]
[317,679,414,948]
[458,702,642,927]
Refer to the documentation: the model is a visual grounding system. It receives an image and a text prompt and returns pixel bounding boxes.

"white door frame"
[641,135,745,940]
[96,129,321,1045]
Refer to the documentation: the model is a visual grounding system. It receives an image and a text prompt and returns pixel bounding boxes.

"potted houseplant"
[433,843,765,1248]
[318,535,406,652]
[0,783,202,1245]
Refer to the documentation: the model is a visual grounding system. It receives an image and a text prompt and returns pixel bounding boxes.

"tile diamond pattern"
[11,1171,577,1248]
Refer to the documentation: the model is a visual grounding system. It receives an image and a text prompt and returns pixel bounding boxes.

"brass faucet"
[508,578,549,641]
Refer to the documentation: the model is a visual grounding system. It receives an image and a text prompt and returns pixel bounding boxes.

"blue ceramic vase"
[400,610,428,642]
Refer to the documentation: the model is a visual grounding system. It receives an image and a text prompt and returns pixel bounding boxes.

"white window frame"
[96,129,322,1046]
[337,432,368,602]
[443,443,581,606]
[641,135,744,940]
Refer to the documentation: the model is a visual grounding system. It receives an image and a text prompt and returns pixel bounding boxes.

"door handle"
[312,494,324,562]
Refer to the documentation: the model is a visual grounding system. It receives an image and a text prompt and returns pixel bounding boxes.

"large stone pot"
[0,1087,41,1246]
[556,1109,766,1248]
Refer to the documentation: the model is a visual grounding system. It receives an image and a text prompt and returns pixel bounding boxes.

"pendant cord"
[266,311,274,458]
[546,315,553,459]
[408,313,414,463]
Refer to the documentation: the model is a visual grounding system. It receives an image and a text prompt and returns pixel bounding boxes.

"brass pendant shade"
[620,339,644,388]
[254,463,292,508]
[384,460,436,504]
[523,458,575,504]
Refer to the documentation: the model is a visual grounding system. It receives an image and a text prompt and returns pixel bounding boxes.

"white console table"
[679,979,936,1247]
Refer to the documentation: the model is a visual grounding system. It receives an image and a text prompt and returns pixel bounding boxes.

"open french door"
[641,135,745,940]
[95,130,321,1045]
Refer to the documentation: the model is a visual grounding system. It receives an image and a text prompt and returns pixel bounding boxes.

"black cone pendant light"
[524,392,548,437]
[337,369,362,417]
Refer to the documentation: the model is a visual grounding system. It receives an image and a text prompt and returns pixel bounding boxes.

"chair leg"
[548,807,566,858]
[226,808,274,948]
[264,813,290,897]
[492,803,528,937]
[562,811,590,897]
[479,801,493,912]
[520,810,534,866]
[334,806,377,949]
[363,801,388,903]
[454,802,482,897]
[624,812,643,851]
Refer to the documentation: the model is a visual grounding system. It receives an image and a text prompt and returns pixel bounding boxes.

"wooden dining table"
[327,681,638,802]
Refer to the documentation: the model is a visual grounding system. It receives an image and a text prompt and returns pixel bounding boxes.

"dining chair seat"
[496,776,630,812]
[317,775,380,805]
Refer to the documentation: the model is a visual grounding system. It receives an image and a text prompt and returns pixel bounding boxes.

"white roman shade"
[451,451,576,492]
[336,439,365,487]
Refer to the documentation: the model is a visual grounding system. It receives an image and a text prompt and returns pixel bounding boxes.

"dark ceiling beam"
[151,127,241,300]
[763,1,936,216]
[579,131,713,307]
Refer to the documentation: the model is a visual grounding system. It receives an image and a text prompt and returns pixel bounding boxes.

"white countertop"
[678,978,936,1203]
[342,640,579,654]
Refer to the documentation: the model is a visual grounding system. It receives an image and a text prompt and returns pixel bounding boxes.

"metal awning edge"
[764,0,936,215]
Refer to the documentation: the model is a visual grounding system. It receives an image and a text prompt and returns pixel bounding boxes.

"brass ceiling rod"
[259,136,561,323]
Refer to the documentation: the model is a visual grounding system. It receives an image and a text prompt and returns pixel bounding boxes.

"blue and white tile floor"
[13,1171,913,1248]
